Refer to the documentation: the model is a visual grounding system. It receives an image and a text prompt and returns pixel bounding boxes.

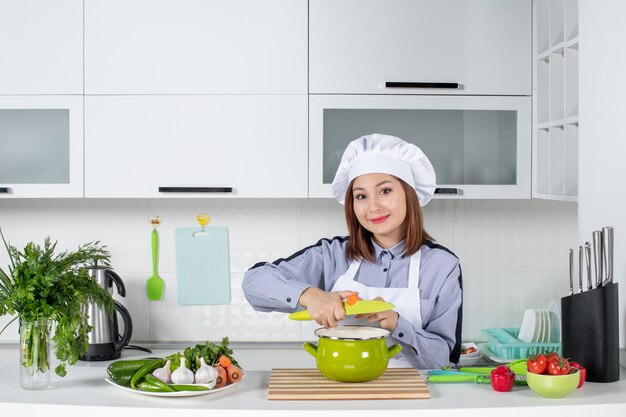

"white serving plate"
[547,299,561,343]
[518,309,537,343]
[104,375,244,398]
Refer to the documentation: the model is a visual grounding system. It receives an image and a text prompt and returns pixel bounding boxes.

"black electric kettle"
[80,266,133,361]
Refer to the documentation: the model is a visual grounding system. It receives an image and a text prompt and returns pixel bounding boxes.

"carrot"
[346,293,361,306]
[214,365,228,388]
[218,355,231,368]
[226,364,244,383]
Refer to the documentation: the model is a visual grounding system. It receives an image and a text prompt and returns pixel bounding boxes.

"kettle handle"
[106,269,126,297]
[114,300,133,353]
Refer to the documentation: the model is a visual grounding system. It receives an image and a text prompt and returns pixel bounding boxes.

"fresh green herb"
[166,337,240,373]
[0,228,115,377]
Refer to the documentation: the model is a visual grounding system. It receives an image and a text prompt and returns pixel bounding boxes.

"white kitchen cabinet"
[309,95,531,199]
[0,96,84,198]
[0,0,82,94]
[533,0,578,201]
[84,95,308,198]
[84,0,307,94]
[310,0,531,96]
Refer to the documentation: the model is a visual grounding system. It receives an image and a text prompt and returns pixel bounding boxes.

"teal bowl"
[526,369,580,399]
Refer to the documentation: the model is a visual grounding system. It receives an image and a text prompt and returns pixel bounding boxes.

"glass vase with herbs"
[0,229,114,389]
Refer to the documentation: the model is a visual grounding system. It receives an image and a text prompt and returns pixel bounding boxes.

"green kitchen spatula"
[288,300,394,320]
[147,215,164,300]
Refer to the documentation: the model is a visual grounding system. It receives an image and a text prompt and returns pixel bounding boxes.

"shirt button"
[398,332,404,338]
[286,297,291,303]
[383,268,388,272]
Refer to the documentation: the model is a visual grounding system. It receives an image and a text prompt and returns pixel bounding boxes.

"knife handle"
[602,226,614,285]
[457,367,496,374]
[585,242,592,290]
[288,310,312,321]
[428,374,486,383]
[578,246,584,293]
[593,231,603,288]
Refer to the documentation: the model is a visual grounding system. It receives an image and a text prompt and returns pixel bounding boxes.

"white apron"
[330,249,422,368]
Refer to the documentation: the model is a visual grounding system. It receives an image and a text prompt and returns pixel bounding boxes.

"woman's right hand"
[298,287,356,328]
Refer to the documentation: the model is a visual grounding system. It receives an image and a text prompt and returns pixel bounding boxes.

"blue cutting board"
[175,227,230,305]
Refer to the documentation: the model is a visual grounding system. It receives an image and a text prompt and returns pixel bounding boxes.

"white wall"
[579,0,626,351]
[0,198,577,346]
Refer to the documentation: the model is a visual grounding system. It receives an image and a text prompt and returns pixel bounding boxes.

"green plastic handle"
[387,344,402,358]
[428,373,489,384]
[151,229,158,275]
[457,367,496,374]
[303,342,318,357]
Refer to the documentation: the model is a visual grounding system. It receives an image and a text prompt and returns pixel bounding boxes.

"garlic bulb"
[152,359,172,384]
[195,357,219,384]
[171,357,194,384]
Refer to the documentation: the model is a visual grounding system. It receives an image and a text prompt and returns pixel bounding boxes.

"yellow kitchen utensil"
[288,300,394,321]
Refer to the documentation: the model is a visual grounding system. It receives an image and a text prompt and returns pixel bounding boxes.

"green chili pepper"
[130,358,165,389]
[170,384,210,391]
[144,374,175,392]
[137,381,170,392]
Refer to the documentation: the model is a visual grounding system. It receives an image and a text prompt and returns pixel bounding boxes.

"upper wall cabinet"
[310,0,531,96]
[84,95,308,198]
[309,95,531,199]
[0,96,84,198]
[0,0,83,94]
[84,0,307,94]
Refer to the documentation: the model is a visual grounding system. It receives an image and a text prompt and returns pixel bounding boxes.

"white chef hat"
[330,134,436,206]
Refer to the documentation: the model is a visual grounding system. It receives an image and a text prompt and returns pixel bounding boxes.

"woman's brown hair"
[344,176,432,263]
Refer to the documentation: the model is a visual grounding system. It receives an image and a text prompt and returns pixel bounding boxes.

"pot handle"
[303,342,318,357]
[388,344,402,358]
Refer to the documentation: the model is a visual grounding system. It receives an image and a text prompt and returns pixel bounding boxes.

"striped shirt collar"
[372,239,407,260]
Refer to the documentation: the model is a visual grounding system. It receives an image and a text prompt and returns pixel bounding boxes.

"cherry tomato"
[547,351,560,360]
[547,356,571,375]
[527,354,548,374]
[490,367,514,392]
[569,361,586,388]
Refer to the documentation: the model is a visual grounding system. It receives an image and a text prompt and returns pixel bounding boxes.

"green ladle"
[147,227,164,300]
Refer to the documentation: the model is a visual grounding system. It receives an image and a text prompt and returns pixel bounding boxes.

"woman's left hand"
[354,297,399,332]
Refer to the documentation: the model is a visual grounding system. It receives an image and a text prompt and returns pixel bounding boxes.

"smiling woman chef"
[243,134,462,369]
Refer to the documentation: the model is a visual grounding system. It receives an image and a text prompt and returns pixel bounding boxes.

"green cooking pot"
[304,325,402,382]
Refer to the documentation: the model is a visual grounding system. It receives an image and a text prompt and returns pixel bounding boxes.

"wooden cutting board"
[268,368,430,400]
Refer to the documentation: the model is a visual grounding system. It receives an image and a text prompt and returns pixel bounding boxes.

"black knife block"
[560,282,620,382]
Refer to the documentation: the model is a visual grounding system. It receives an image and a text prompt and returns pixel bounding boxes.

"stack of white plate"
[518,307,556,343]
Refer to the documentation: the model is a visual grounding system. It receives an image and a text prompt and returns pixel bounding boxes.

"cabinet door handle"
[0,187,12,194]
[434,188,458,194]
[385,82,460,89]
[158,186,233,193]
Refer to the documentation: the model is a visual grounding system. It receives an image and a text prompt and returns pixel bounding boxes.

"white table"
[1,344,625,417]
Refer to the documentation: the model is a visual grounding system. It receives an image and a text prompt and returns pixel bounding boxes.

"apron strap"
[407,249,422,289]
[345,260,361,281]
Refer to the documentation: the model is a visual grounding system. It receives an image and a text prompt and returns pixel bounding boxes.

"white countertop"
[1,344,626,417]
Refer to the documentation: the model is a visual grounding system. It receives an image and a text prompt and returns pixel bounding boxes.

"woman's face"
[351,173,407,248]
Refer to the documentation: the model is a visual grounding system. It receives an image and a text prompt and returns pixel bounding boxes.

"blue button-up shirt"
[242,237,462,369]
